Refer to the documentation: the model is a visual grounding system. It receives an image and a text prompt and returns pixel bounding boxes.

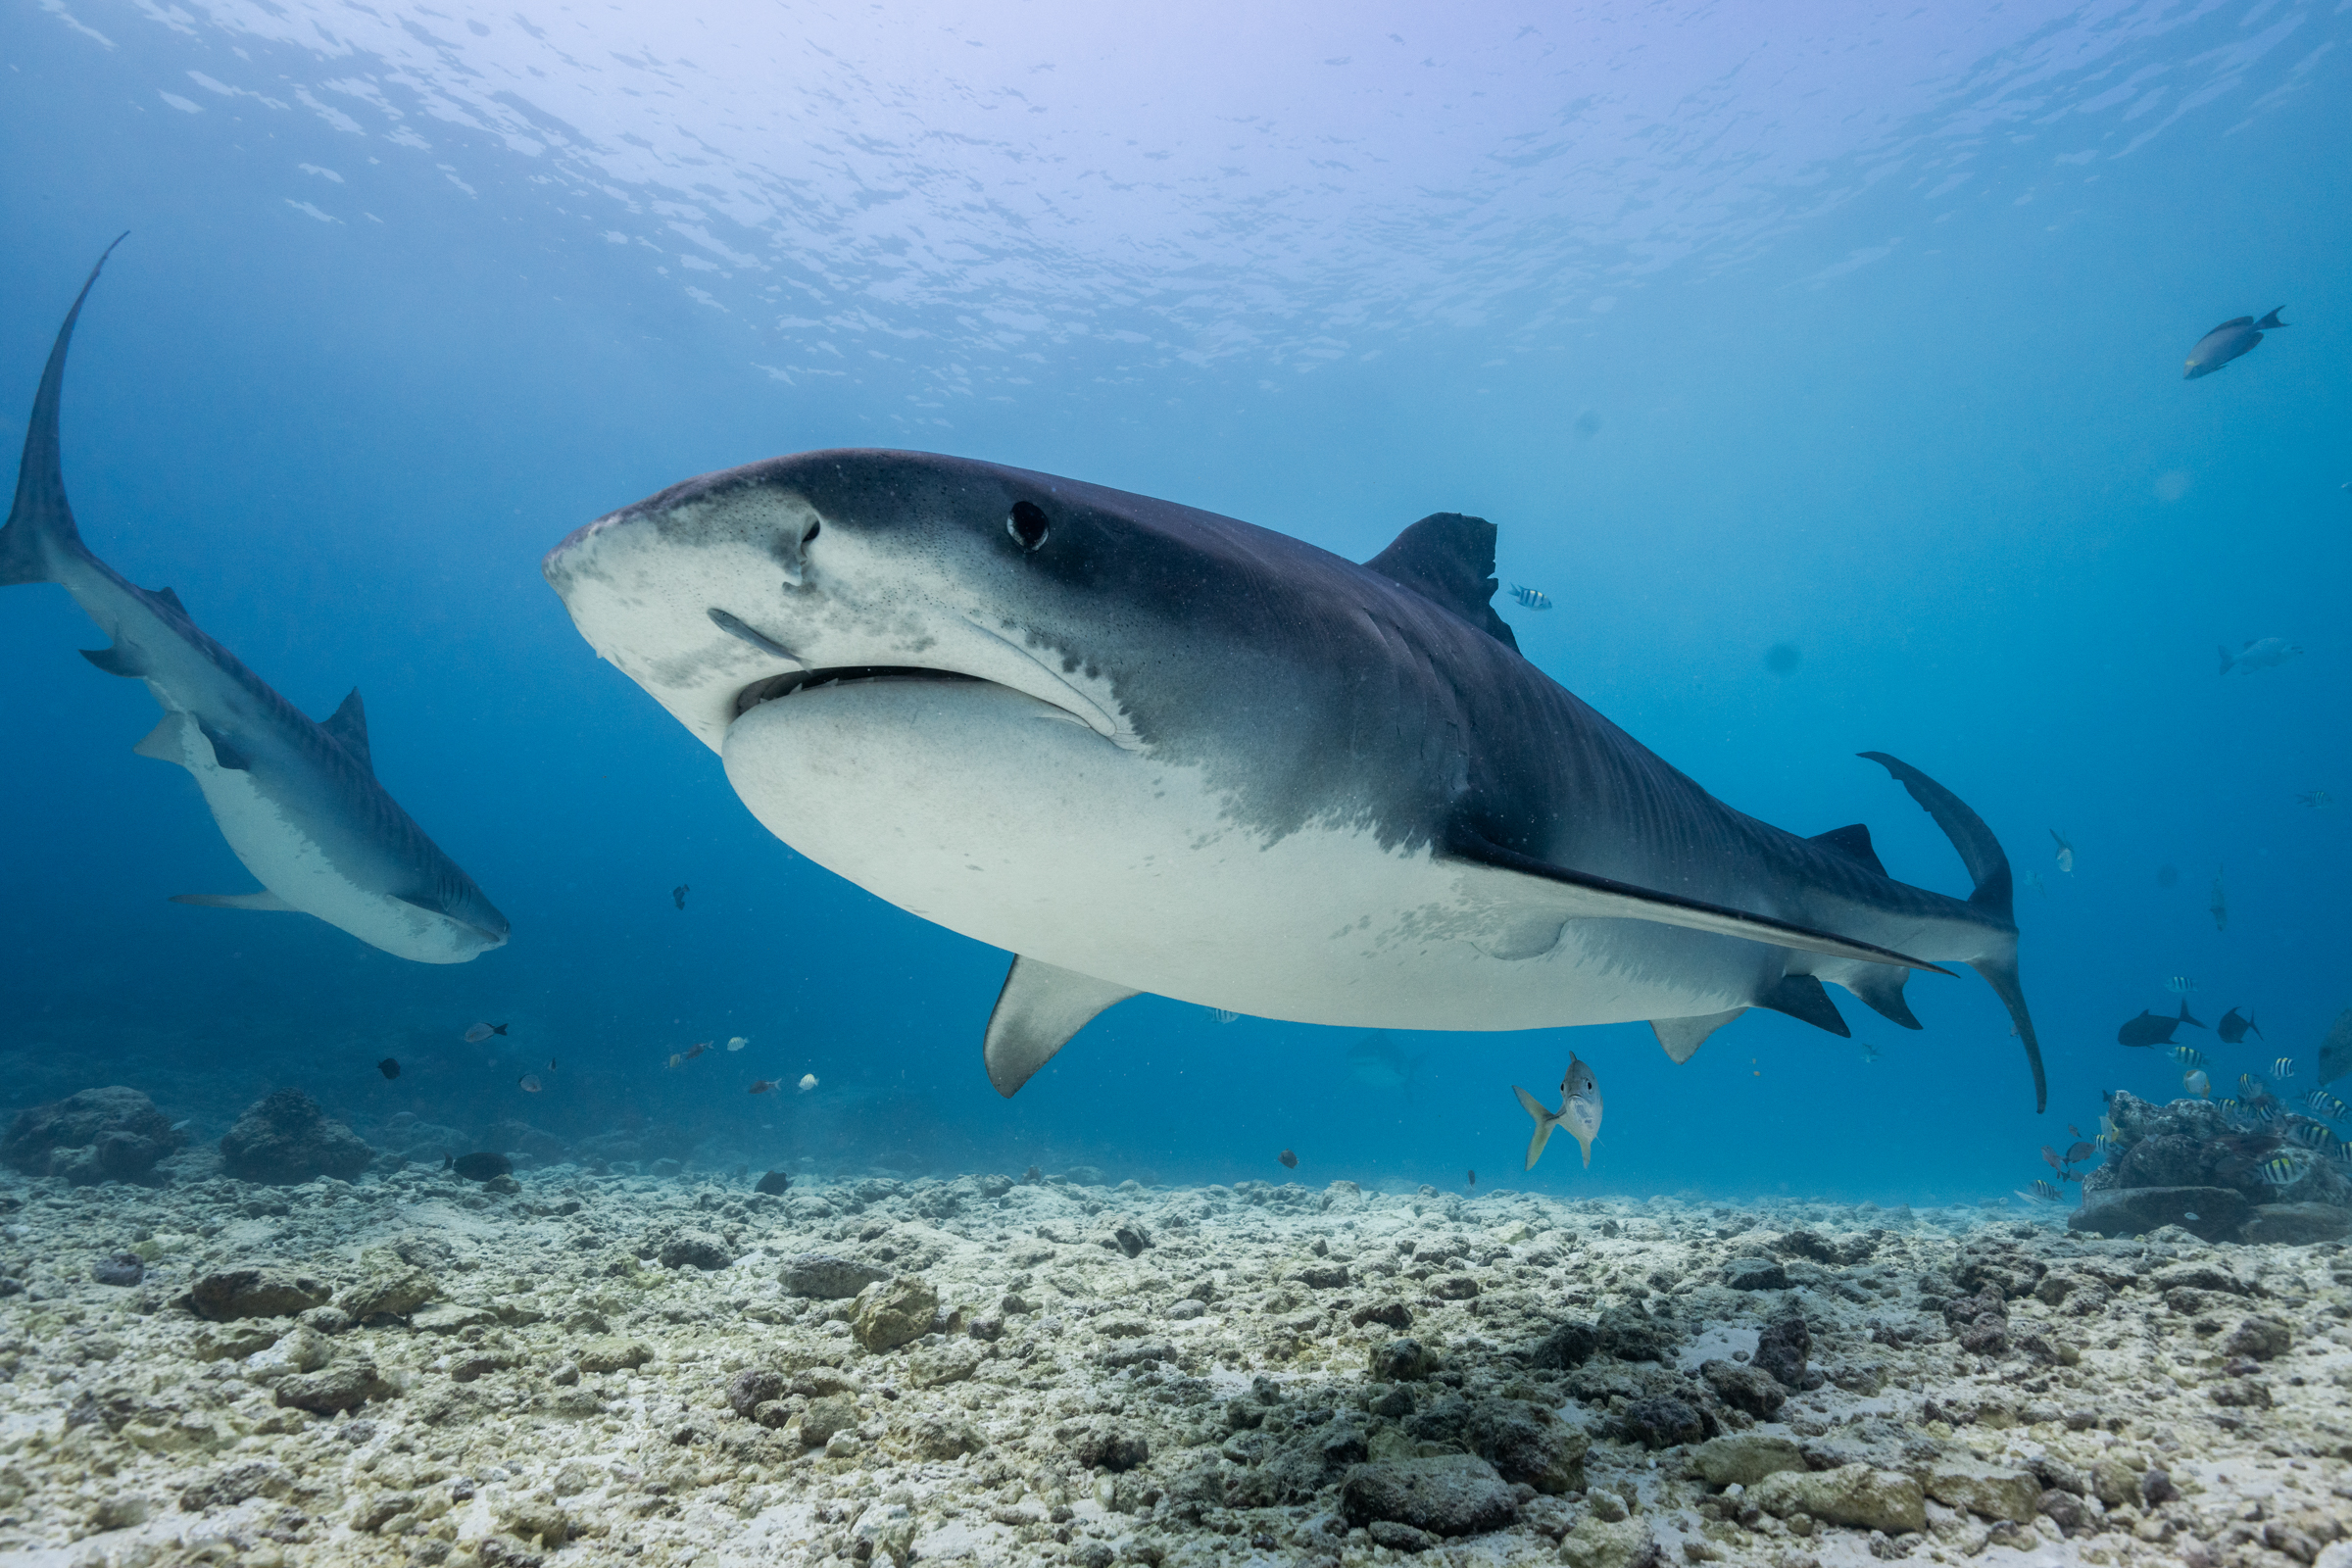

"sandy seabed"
[0,1165,2346,1568]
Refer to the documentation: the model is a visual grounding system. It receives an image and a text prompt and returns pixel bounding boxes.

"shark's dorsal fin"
[983,956,1139,1097]
[1362,513,1520,652]
[321,688,372,772]
[149,586,186,615]
[1808,822,1887,876]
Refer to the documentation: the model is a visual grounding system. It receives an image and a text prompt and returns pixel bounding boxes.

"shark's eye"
[803,520,820,545]
[1006,501,1049,553]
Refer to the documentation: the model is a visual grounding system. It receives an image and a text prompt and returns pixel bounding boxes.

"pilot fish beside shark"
[544,437,2046,1107]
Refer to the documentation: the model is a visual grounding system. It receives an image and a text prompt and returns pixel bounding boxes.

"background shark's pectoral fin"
[131,711,194,765]
[1651,1008,1747,1063]
[320,688,372,772]
[984,956,1139,1098]
[171,891,294,911]
[1445,827,1948,974]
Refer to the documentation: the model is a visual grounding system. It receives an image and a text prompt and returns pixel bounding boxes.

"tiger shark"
[2,245,509,963]
[544,450,2044,1107]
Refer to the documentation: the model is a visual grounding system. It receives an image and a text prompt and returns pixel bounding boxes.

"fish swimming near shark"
[2217,1007,2262,1045]
[2219,638,2303,675]
[2120,1001,2206,1048]
[1513,1053,1602,1169]
[2,245,508,963]
[544,451,2045,1106]
[2183,309,2286,379]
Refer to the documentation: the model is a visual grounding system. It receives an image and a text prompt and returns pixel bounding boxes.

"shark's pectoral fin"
[171,891,294,911]
[1444,828,1949,974]
[983,956,1139,1098]
[1651,1008,1747,1063]
[131,711,194,765]
[132,710,250,774]
[80,643,147,677]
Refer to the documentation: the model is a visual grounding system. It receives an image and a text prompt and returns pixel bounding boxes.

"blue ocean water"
[1,0,2344,1206]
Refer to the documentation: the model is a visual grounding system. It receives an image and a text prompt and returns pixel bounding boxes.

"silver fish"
[1513,1052,1602,1169]
[2050,830,2075,874]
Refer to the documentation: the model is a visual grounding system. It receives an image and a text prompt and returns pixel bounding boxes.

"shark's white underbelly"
[722,680,1763,1029]
[153,713,478,965]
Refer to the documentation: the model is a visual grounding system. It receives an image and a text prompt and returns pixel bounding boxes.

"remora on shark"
[544,451,2042,1107]
[1,246,508,963]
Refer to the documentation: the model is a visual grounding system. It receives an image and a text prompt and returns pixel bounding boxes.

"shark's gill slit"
[734,666,983,718]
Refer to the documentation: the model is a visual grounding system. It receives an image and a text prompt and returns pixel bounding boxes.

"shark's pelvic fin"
[1511,1085,1556,1169]
[1756,972,1850,1037]
[321,688,372,772]
[171,891,295,911]
[1651,1007,1746,1063]
[1857,751,2045,1111]
[0,236,123,589]
[196,719,251,771]
[79,643,147,677]
[983,956,1139,1098]
[1815,956,1922,1029]
[1446,826,1950,975]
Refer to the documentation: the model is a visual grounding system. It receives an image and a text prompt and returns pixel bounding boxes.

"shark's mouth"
[733,666,985,719]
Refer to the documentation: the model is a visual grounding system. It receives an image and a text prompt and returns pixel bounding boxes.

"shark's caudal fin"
[1,237,125,589]
[1512,1085,1556,1169]
[1858,751,2046,1112]
[983,956,1139,1097]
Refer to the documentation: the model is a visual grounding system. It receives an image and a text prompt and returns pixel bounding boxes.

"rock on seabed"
[0,1167,2344,1566]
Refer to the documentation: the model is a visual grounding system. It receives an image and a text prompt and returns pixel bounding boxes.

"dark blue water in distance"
[1,0,2346,1208]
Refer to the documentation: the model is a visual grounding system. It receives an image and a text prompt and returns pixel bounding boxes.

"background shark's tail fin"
[2,237,122,588]
[1859,751,2046,1112]
[2255,307,2287,330]
[1512,1085,1554,1169]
